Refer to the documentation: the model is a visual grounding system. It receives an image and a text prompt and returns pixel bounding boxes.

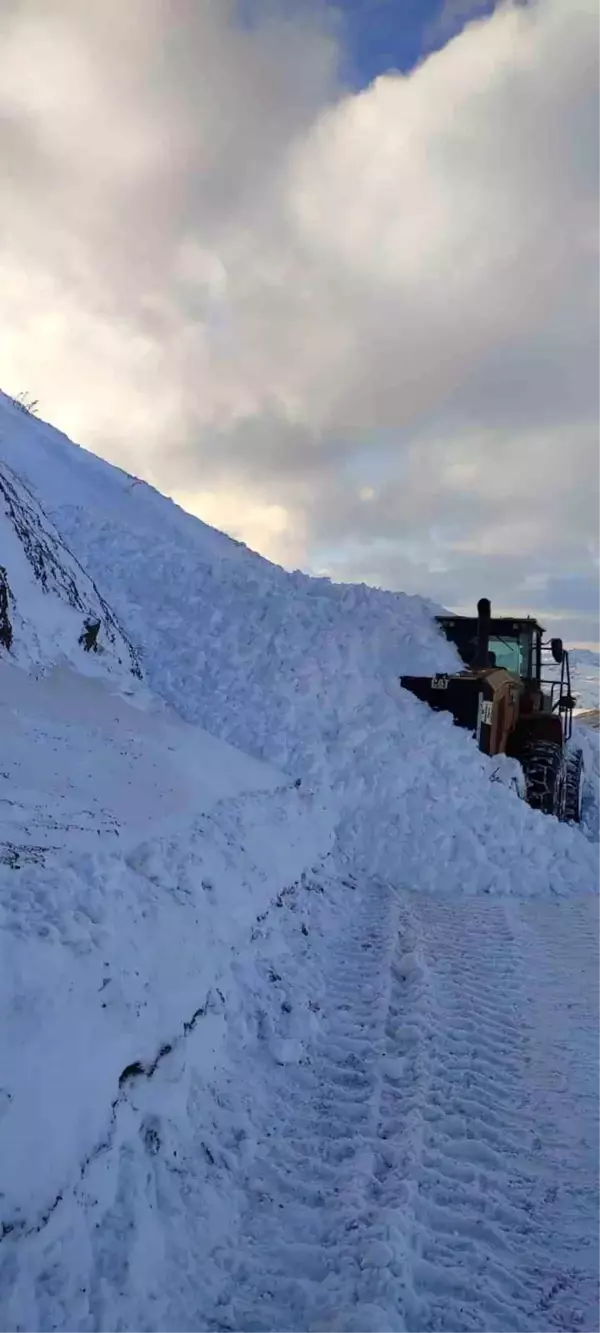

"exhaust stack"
[473,597,491,669]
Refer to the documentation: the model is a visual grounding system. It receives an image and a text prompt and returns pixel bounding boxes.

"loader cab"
[436,610,574,741]
[437,613,544,684]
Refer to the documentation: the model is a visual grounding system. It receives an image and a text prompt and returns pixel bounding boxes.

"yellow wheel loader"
[401,599,584,822]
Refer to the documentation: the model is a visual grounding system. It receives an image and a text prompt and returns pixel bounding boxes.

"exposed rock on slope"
[0,461,142,682]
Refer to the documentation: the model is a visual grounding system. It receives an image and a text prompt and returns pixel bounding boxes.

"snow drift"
[0,393,334,1286]
[0,390,596,898]
[0,622,332,1263]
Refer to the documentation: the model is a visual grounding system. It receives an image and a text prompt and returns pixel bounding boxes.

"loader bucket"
[400,673,485,737]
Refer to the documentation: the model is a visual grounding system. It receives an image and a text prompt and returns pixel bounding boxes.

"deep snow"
[0,392,598,1333]
[0,660,332,1249]
[0,392,596,895]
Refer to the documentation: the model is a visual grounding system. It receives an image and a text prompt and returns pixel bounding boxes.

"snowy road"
[4,869,600,1327]
[204,885,599,1333]
[0,875,597,1332]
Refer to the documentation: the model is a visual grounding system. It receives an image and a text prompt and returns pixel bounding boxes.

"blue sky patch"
[236,0,498,86]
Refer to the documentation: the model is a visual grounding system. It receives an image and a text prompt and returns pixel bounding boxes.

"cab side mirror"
[551,637,564,664]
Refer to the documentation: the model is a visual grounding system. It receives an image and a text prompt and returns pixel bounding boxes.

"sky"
[329,0,497,83]
[1,0,598,646]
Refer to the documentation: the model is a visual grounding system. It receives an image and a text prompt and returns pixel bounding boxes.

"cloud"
[0,0,598,641]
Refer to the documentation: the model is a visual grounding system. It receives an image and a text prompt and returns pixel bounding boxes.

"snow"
[0,392,598,1332]
[0,460,141,684]
[0,659,332,1245]
[0,659,302,858]
[2,869,596,1332]
[0,392,596,897]
[570,650,600,714]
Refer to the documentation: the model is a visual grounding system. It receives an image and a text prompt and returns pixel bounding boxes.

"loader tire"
[564,748,584,824]
[521,741,566,820]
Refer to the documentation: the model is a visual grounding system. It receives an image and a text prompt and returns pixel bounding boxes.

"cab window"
[488,633,535,677]
[488,636,523,675]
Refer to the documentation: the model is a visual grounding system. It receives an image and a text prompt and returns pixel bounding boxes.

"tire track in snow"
[210,889,598,1333]
[10,882,593,1333]
[201,885,544,1333]
[210,880,402,1333]
[370,893,599,1333]
[374,896,540,1332]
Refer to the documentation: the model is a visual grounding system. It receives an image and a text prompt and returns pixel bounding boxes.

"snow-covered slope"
[0,393,335,1321]
[0,459,142,683]
[0,658,322,863]
[0,391,596,896]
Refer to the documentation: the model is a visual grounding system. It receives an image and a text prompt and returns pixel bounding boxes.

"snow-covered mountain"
[570,648,600,713]
[0,391,598,1333]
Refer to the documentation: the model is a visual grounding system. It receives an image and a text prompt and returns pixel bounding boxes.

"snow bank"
[0,657,331,1234]
[0,863,372,1332]
[0,391,596,898]
[0,659,299,860]
[0,782,329,1231]
[0,399,338,1317]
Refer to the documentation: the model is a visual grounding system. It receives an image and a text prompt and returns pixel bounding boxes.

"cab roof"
[436,614,546,637]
